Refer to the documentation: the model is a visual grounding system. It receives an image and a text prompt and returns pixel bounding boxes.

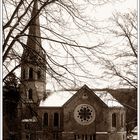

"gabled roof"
[39,85,124,108]
[95,91,123,107]
[132,126,137,133]
[40,91,74,107]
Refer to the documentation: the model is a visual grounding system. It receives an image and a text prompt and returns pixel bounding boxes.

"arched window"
[54,113,59,127]
[37,70,41,80]
[121,113,124,127]
[43,113,48,126]
[28,89,33,100]
[112,113,117,127]
[29,68,33,79]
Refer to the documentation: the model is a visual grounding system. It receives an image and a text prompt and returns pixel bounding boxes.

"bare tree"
[97,10,137,89]
[3,0,121,89]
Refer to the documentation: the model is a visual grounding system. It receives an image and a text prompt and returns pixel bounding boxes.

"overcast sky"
[2,0,137,91]
[44,0,137,90]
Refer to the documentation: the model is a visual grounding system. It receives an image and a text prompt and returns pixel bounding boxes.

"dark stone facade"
[20,85,126,140]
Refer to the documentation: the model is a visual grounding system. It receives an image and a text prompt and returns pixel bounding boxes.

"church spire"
[21,0,45,63]
[20,0,46,103]
[26,0,41,50]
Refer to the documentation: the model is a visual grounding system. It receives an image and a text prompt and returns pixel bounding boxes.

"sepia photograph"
[2,0,138,140]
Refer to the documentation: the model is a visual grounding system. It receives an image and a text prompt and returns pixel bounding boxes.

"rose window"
[78,107,92,121]
[74,104,95,125]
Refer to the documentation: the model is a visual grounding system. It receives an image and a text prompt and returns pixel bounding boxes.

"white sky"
[45,0,137,90]
[2,0,137,90]
[94,0,137,18]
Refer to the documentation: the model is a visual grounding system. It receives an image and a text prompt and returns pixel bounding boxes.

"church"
[18,1,126,140]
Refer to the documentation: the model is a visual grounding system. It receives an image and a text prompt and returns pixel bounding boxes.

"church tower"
[20,0,46,118]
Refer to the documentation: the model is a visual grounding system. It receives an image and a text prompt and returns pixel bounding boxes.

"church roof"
[40,91,74,107]
[95,91,124,108]
[39,89,124,108]
[22,116,37,122]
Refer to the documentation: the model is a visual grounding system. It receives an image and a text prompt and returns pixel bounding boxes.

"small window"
[112,113,117,127]
[43,113,48,126]
[29,68,33,79]
[28,89,33,100]
[37,70,41,79]
[121,113,124,127]
[54,113,59,127]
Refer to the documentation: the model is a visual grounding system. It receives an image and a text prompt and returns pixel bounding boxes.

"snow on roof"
[95,91,124,107]
[40,91,75,107]
[22,116,37,122]
[132,126,137,133]
[132,135,138,139]
[39,90,124,108]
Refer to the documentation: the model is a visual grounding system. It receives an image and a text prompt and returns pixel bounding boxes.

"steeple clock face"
[74,104,95,125]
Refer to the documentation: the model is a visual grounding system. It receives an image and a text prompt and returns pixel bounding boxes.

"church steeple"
[20,0,46,105]
[22,0,45,62]
[26,0,41,51]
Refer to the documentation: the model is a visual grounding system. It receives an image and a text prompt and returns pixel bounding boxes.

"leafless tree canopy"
[3,0,137,89]
[3,1,137,137]
[98,10,137,89]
